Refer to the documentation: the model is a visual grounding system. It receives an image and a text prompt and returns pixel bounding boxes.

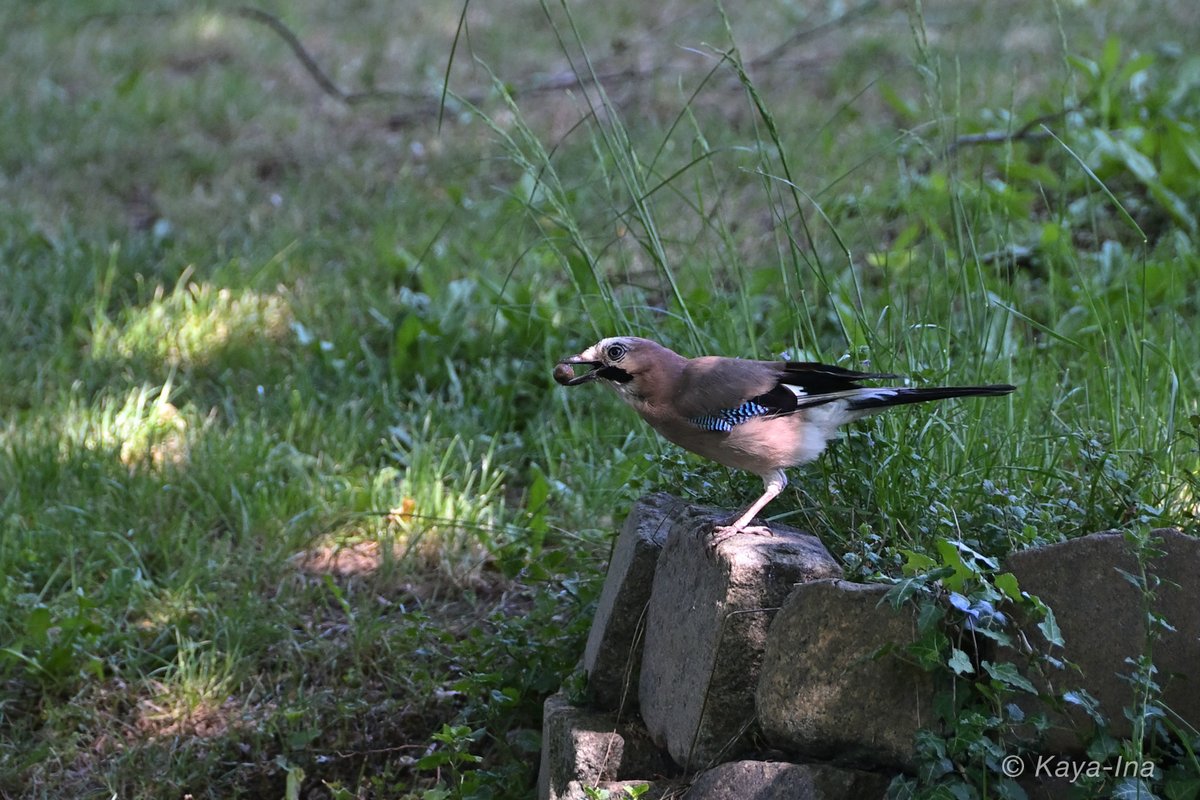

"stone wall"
[538,494,1197,799]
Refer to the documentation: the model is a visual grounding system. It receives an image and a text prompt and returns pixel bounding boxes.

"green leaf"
[416,752,452,770]
[995,778,1030,800]
[934,539,972,592]
[1100,36,1122,75]
[982,660,1038,694]
[526,463,551,542]
[115,69,143,97]
[993,572,1022,602]
[285,764,305,800]
[1112,778,1160,800]
[884,575,930,608]
[1037,607,1064,647]
[908,630,951,671]
[948,648,975,675]
[970,625,1014,648]
[1063,688,1105,724]
[1164,772,1200,800]
[1041,125,1147,241]
[900,549,937,576]
[392,313,426,373]
[916,598,946,634]
[1086,731,1119,760]
[25,606,52,645]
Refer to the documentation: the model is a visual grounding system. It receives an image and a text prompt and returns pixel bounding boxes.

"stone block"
[638,502,842,769]
[1006,528,1200,753]
[756,579,936,771]
[538,691,675,800]
[684,760,891,800]
[584,493,682,712]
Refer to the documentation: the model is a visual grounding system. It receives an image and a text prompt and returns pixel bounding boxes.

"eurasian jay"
[555,337,1015,539]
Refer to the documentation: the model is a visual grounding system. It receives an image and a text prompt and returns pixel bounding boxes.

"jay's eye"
[605,343,627,361]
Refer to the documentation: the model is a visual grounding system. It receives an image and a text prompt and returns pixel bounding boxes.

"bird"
[555,336,1015,541]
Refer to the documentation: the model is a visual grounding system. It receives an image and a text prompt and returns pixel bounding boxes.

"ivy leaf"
[1087,731,1120,761]
[900,549,938,576]
[949,783,977,800]
[908,630,951,671]
[1112,778,1160,800]
[948,648,975,675]
[995,777,1031,800]
[982,660,1038,694]
[934,539,972,592]
[884,575,932,608]
[916,598,945,634]
[1064,689,1106,725]
[993,572,1022,602]
[1162,771,1200,800]
[968,625,1014,647]
[1038,607,1064,647]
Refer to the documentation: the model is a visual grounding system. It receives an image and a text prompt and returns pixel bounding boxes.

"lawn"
[1,1,1198,798]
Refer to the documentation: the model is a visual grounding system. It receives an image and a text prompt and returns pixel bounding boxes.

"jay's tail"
[845,384,1016,413]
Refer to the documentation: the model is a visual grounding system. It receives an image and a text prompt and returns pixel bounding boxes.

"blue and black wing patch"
[688,362,901,433]
[689,400,772,432]
[685,361,1011,433]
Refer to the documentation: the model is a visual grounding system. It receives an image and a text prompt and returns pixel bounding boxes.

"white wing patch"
[782,384,808,397]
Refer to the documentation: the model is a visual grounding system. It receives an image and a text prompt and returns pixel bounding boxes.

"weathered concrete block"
[757,579,935,771]
[1006,528,1200,753]
[538,692,675,800]
[639,502,842,769]
[684,760,891,800]
[584,493,683,712]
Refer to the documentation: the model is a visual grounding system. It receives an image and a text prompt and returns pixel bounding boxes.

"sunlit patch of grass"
[137,634,242,739]
[0,382,195,474]
[90,278,292,372]
[376,417,514,586]
[115,387,190,471]
[289,428,519,590]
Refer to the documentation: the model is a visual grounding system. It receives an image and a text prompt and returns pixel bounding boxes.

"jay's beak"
[554,352,604,386]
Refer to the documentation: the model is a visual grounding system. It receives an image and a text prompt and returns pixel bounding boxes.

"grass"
[1,0,1198,798]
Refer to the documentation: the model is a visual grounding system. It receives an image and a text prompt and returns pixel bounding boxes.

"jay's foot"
[707,523,774,549]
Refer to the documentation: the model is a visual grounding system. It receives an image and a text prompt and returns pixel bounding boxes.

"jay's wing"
[676,358,897,433]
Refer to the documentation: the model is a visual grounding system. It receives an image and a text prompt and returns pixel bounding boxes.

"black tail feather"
[846,384,1016,412]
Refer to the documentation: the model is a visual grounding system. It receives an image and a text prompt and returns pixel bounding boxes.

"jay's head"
[555,336,672,387]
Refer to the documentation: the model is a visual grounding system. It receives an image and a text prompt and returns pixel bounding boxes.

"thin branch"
[233,7,347,101]
[748,0,882,69]
[232,6,430,105]
[948,107,1071,154]
[439,0,472,129]
[91,4,890,123]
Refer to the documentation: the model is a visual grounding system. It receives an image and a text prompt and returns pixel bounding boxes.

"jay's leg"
[709,469,788,544]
